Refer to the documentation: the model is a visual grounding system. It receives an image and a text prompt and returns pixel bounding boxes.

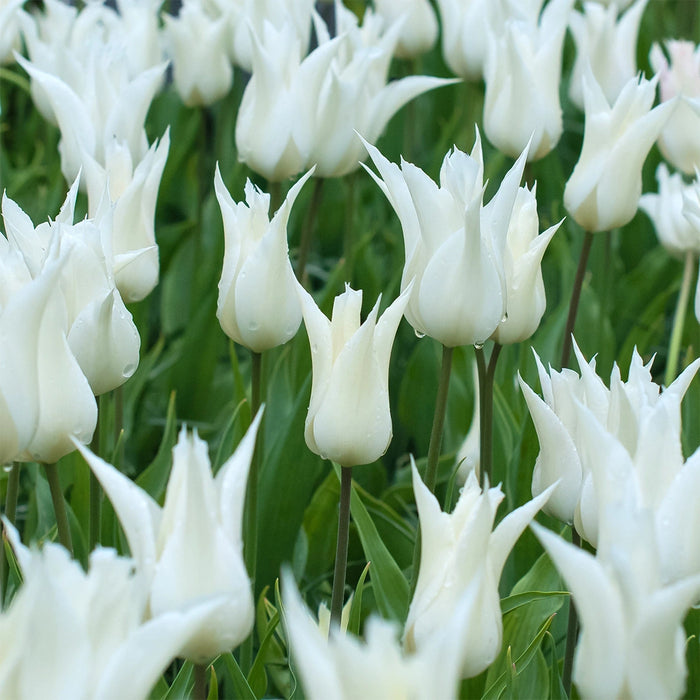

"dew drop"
[474,342,484,350]
[414,329,425,339]
[501,312,508,323]
[2,464,12,474]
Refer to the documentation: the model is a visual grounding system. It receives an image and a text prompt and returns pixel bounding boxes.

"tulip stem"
[343,173,357,286]
[0,463,20,607]
[5,462,19,525]
[562,528,581,695]
[331,465,353,626]
[241,350,263,673]
[193,663,207,700]
[297,178,324,287]
[475,343,502,490]
[44,462,73,555]
[424,344,454,493]
[561,230,594,368]
[665,251,696,386]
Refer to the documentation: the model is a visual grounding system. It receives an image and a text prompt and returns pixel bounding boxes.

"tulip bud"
[373,0,438,59]
[568,0,648,111]
[564,71,675,233]
[296,283,410,467]
[650,40,700,174]
[491,185,561,344]
[483,0,573,161]
[639,164,700,258]
[215,166,313,352]
[162,0,233,106]
[434,0,490,80]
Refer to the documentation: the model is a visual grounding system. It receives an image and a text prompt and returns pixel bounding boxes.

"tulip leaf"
[135,391,178,502]
[543,632,567,700]
[220,654,256,700]
[248,609,281,697]
[482,613,556,700]
[348,561,371,636]
[206,667,218,700]
[500,591,570,616]
[162,661,193,699]
[341,465,410,623]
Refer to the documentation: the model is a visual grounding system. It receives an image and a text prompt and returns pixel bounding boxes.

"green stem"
[241,350,263,673]
[665,251,696,386]
[269,181,283,219]
[296,177,324,287]
[343,173,357,286]
[561,231,594,368]
[0,462,20,607]
[475,343,502,490]
[5,463,19,525]
[89,402,101,551]
[423,344,454,493]
[44,462,73,555]
[331,465,353,626]
[193,663,208,700]
[410,344,454,596]
[562,528,581,695]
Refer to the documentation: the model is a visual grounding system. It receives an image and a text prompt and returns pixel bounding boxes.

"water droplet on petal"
[474,342,484,350]
[501,313,508,323]
[414,329,425,339]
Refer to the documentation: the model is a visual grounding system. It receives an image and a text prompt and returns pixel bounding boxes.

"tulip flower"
[16,53,167,188]
[373,0,438,59]
[2,180,140,396]
[520,339,700,541]
[650,40,700,174]
[639,164,700,258]
[236,6,453,181]
[483,0,573,160]
[282,570,465,700]
[533,480,700,700]
[434,0,490,80]
[76,412,262,662]
[215,166,313,352]
[490,184,561,344]
[405,459,553,677]
[362,130,528,347]
[296,283,410,467]
[568,0,648,111]
[162,0,233,106]
[563,71,675,233]
[0,521,224,700]
[0,0,22,64]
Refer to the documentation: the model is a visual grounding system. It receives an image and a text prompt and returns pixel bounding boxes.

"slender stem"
[44,463,73,555]
[343,173,357,286]
[331,465,353,626]
[193,663,208,700]
[114,385,124,464]
[665,251,696,386]
[562,528,581,695]
[475,343,502,490]
[269,181,283,219]
[5,463,19,525]
[296,178,324,287]
[0,463,20,607]
[560,231,594,369]
[89,404,101,551]
[423,345,454,493]
[241,350,263,673]
[410,344,454,596]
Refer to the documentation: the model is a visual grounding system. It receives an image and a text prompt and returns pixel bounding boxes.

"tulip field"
[1,0,700,698]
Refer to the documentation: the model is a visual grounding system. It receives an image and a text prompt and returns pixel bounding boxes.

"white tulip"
[76,413,262,662]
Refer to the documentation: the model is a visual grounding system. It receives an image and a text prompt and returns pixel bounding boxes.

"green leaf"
[500,591,570,616]
[342,465,410,623]
[544,632,567,700]
[482,614,556,700]
[247,609,281,697]
[220,654,256,700]
[162,661,193,700]
[206,667,218,700]
[135,391,177,502]
[348,562,371,636]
